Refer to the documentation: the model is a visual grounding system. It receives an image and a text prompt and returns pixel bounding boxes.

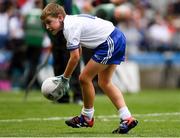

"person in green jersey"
[24,0,45,88]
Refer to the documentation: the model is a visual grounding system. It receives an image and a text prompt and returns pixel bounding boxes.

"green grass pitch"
[0,89,180,137]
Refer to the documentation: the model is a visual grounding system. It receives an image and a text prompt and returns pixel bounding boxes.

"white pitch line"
[134,112,180,117]
[0,117,70,123]
[143,119,180,122]
[0,112,180,123]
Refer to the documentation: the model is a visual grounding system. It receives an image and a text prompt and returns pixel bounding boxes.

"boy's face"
[44,15,64,35]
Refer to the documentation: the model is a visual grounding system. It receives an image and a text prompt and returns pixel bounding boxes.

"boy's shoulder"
[64,15,81,28]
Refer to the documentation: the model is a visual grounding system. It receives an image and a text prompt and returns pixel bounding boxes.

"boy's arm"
[63,48,81,78]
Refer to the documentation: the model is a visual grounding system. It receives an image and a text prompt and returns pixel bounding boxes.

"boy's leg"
[98,65,138,133]
[65,59,108,128]
[98,65,126,110]
[79,59,112,108]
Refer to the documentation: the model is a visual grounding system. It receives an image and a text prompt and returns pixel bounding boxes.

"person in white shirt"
[41,3,138,134]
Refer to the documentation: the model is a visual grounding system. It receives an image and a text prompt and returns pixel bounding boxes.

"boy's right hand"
[55,75,70,95]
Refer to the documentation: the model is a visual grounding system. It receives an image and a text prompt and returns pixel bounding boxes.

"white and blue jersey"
[63,14,126,64]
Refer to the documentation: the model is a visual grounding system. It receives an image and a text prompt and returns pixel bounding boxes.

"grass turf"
[0,89,180,137]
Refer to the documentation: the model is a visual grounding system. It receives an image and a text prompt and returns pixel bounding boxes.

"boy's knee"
[98,79,107,89]
[79,73,87,84]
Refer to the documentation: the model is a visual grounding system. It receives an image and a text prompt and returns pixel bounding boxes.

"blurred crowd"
[0,0,180,91]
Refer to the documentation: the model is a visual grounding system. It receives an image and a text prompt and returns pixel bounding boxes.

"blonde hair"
[41,3,66,21]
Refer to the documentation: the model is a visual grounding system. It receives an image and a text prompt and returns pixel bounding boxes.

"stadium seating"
[128,52,180,67]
